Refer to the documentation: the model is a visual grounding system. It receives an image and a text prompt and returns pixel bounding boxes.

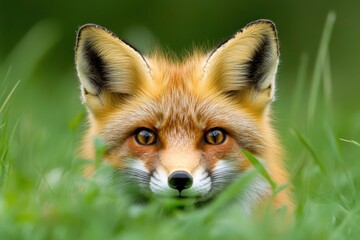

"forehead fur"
[99,52,268,152]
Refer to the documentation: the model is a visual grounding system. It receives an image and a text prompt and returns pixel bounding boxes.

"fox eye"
[135,128,157,145]
[204,128,226,145]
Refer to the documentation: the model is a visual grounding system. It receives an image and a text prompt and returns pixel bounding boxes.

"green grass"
[1,12,360,239]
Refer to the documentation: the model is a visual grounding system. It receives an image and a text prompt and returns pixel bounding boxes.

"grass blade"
[323,55,333,116]
[0,80,20,114]
[0,20,61,82]
[204,169,258,218]
[339,138,360,147]
[291,53,309,121]
[1,80,19,185]
[308,11,336,124]
[242,149,277,190]
[292,128,327,174]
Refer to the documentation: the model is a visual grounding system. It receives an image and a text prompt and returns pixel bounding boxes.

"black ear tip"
[245,19,277,30]
[76,24,107,40]
[78,23,106,33]
[244,19,278,42]
[75,24,109,53]
[244,19,279,55]
[76,24,95,51]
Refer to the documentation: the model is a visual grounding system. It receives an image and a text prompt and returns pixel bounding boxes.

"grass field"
[1,12,360,239]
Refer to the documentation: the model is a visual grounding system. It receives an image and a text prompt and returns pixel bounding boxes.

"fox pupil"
[205,129,225,145]
[136,129,156,145]
[210,131,220,143]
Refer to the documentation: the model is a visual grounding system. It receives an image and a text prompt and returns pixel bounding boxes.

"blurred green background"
[1,1,360,238]
[1,0,359,179]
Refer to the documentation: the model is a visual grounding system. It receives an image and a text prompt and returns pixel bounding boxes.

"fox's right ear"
[75,24,152,114]
[202,20,279,111]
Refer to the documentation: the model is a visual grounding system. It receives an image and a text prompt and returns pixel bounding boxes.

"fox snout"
[131,150,239,201]
[149,165,212,200]
[146,150,212,199]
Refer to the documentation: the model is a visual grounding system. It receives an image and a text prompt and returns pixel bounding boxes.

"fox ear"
[75,24,151,113]
[203,20,279,107]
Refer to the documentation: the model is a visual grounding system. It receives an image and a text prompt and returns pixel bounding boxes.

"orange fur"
[75,20,293,214]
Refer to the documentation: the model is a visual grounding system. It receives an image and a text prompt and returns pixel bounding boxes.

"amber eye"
[135,128,157,145]
[204,128,226,145]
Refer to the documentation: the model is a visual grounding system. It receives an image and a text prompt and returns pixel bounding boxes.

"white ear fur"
[203,20,279,101]
[75,24,151,99]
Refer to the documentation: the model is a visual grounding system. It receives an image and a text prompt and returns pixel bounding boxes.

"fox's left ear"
[75,24,152,115]
[203,20,279,108]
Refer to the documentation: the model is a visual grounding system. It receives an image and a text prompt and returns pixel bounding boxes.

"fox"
[75,19,293,215]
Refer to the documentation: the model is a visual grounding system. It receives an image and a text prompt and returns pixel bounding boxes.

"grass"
[1,12,360,239]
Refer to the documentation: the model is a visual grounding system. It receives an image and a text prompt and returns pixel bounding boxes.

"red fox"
[75,20,293,214]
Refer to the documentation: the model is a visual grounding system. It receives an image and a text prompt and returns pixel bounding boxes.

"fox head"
[75,20,290,213]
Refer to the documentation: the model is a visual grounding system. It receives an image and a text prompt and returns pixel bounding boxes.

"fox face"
[75,20,292,213]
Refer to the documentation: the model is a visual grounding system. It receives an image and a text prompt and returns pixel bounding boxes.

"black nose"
[168,171,193,192]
